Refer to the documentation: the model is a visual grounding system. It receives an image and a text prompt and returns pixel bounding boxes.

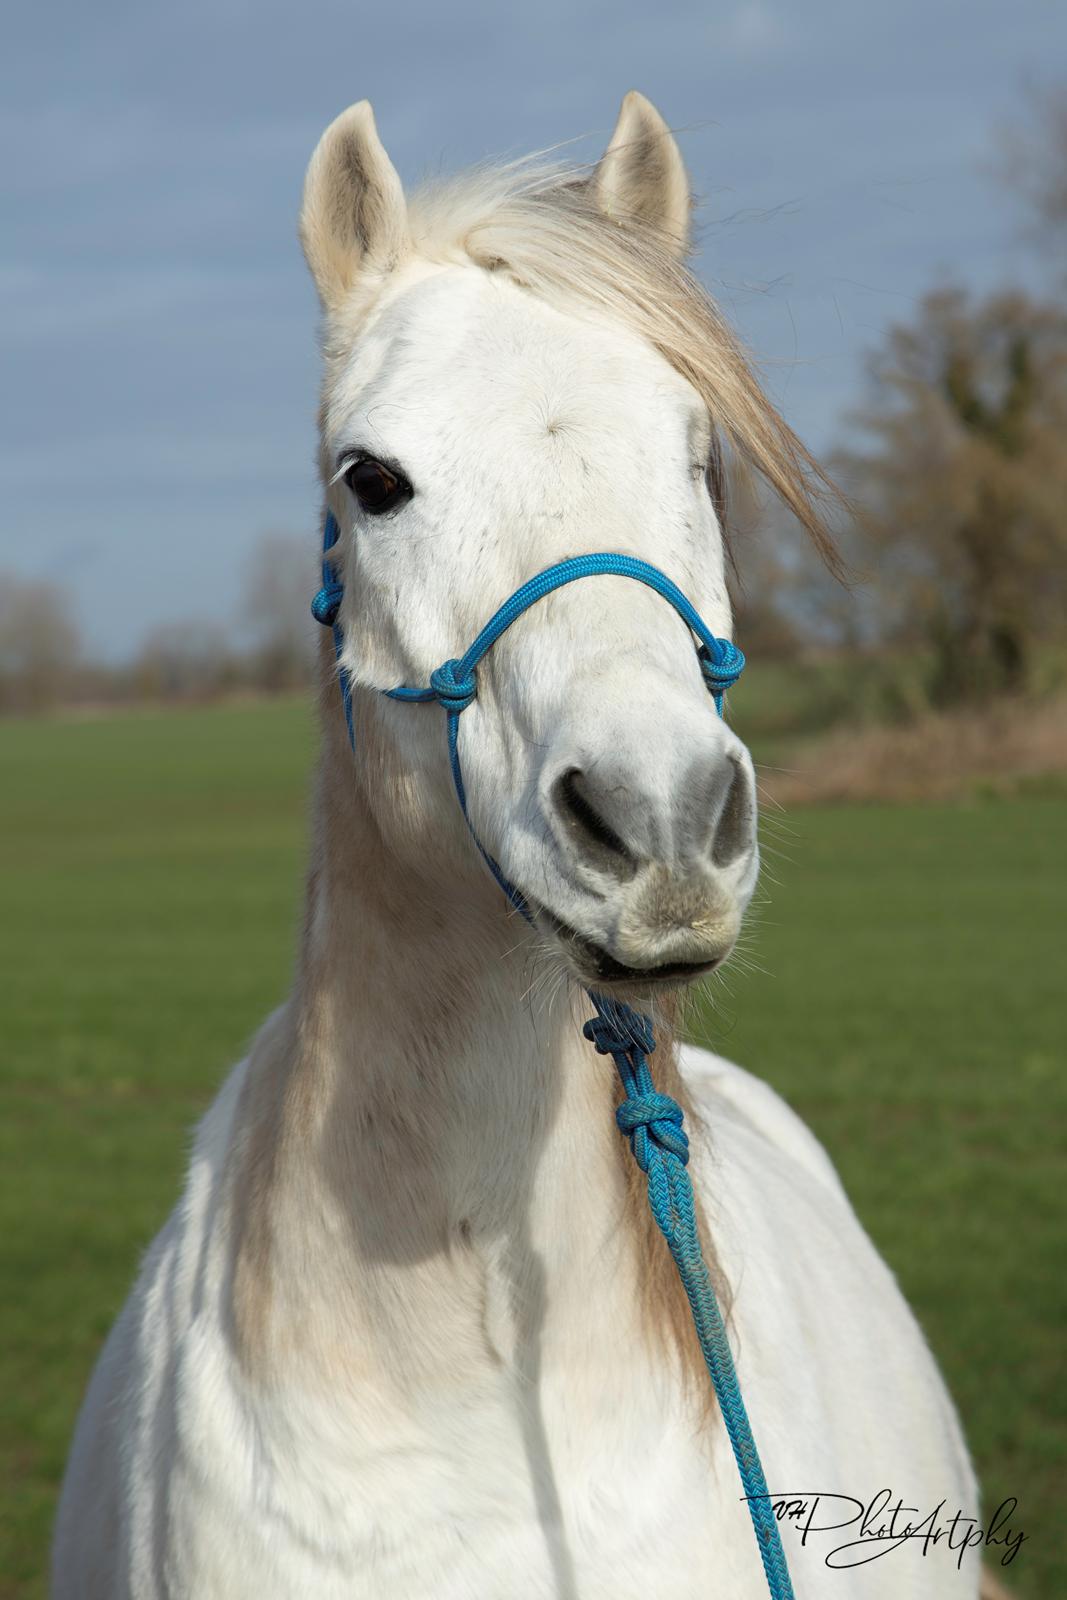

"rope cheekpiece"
[312,512,794,1600]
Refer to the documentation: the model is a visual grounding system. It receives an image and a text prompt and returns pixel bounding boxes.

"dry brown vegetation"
[758,694,1067,808]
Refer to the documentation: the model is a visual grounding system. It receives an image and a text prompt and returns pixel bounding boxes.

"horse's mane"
[405,156,844,574]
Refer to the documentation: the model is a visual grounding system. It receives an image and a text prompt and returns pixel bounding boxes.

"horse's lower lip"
[534,906,721,987]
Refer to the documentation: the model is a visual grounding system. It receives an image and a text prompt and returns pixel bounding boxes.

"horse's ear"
[300,100,407,312]
[593,91,691,257]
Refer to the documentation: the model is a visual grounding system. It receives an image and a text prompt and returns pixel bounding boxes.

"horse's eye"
[344,457,411,514]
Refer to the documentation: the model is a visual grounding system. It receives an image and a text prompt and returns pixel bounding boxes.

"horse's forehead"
[335,266,698,441]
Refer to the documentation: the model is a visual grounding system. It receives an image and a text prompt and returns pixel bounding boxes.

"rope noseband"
[312,511,793,1600]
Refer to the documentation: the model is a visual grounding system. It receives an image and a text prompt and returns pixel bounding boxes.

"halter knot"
[616,1091,690,1170]
[582,1004,656,1059]
[430,658,478,713]
[311,581,343,628]
[698,637,746,693]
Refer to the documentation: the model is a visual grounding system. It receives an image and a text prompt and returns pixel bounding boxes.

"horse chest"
[54,1057,982,1600]
[171,1343,734,1599]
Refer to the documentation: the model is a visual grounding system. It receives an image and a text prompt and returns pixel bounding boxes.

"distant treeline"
[0,534,316,715]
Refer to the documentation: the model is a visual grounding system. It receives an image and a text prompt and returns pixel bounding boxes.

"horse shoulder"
[679,1043,848,1202]
[678,1043,978,1521]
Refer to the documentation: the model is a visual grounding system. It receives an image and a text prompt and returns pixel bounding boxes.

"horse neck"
[233,676,652,1387]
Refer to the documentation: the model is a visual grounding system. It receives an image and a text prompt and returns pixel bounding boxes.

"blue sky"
[2,0,1062,656]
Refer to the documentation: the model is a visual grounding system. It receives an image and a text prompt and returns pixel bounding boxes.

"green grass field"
[2,697,1063,1597]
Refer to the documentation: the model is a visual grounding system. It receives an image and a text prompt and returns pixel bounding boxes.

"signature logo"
[744,1490,1027,1570]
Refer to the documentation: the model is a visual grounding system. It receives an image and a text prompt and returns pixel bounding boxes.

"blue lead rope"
[582,996,794,1599]
[313,512,794,1600]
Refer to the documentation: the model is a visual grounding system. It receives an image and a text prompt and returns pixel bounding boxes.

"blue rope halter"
[312,511,793,1600]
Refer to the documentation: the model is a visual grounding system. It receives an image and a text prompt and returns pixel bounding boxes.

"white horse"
[54,94,988,1598]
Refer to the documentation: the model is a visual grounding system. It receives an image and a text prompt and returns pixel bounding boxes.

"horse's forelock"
[401,159,846,578]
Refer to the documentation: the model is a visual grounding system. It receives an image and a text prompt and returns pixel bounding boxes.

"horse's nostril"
[712,758,755,869]
[551,767,638,880]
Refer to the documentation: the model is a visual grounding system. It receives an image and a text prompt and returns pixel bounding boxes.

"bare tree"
[997,81,1067,255]
[0,572,83,712]
[132,620,239,702]
[242,533,316,692]
[840,287,1067,702]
